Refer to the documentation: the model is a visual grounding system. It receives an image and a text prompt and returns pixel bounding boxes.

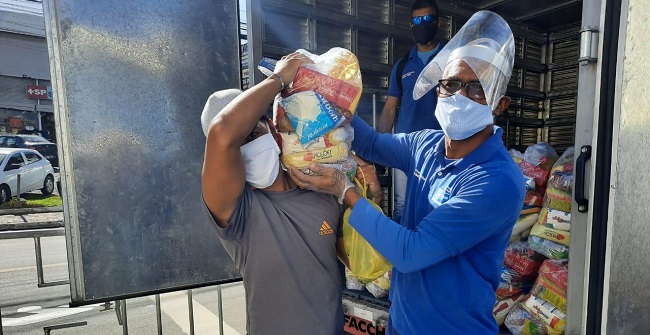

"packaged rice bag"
[531,274,567,313]
[544,208,571,231]
[278,91,346,145]
[522,295,566,333]
[494,293,525,326]
[345,268,365,291]
[366,269,391,298]
[529,236,569,260]
[503,242,546,280]
[531,217,570,247]
[281,141,349,168]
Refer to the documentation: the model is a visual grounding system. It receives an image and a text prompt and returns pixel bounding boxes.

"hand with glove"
[352,155,383,205]
[288,163,358,205]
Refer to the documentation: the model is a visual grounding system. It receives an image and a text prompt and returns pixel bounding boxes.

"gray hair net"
[200,89,243,136]
[413,11,515,110]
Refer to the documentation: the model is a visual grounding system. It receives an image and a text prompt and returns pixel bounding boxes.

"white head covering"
[413,11,515,110]
[200,89,243,136]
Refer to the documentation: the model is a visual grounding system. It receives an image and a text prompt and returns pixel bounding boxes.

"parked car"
[0,134,58,167]
[0,148,55,203]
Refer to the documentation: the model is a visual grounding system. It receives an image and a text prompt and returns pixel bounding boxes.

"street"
[0,236,248,335]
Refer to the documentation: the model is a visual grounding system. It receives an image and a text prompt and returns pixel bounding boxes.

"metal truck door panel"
[43,0,241,304]
[601,0,650,332]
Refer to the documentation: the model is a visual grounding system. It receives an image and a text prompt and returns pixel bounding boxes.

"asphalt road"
[0,236,247,335]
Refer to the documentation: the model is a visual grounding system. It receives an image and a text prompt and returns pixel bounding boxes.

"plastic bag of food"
[529,236,569,260]
[259,48,363,114]
[537,259,569,293]
[519,143,559,193]
[530,216,570,247]
[281,141,349,168]
[496,278,532,300]
[280,125,353,154]
[503,242,546,281]
[547,147,574,194]
[277,91,346,145]
[494,293,525,326]
[510,149,525,165]
[345,268,366,291]
[366,269,391,298]
[511,213,539,243]
[543,187,572,213]
[504,303,547,335]
[342,179,392,283]
[522,295,566,333]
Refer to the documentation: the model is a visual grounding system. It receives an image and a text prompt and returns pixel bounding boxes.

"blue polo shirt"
[389,44,444,133]
[349,116,525,334]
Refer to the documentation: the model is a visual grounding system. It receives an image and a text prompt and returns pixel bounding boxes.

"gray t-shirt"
[203,185,345,335]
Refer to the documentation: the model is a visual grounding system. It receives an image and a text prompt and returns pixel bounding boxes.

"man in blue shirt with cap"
[289,11,525,335]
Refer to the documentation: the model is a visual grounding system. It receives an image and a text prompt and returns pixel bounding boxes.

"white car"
[0,148,55,203]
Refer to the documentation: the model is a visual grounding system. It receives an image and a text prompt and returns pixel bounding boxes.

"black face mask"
[412,22,438,45]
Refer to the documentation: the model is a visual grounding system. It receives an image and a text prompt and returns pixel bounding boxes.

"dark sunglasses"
[411,14,438,26]
[437,79,486,100]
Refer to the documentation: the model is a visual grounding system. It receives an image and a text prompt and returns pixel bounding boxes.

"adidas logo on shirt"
[319,221,334,236]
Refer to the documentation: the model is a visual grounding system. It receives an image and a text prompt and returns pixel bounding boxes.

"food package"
[342,181,392,283]
[259,48,363,114]
[510,149,525,165]
[511,213,539,243]
[496,278,532,300]
[530,218,570,247]
[494,293,525,326]
[525,190,544,207]
[366,269,391,298]
[345,268,366,291]
[519,143,559,193]
[531,274,567,313]
[281,141,349,168]
[273,94,294,132]
[529,236,569,260]
[279,125,353,153]
[504,303,548,335]
[537,259,569,293]
[543,147,574,212]
[318,155,358,181]
[544,208,571,231]
[543,187,572,213]
[503,242,546,281]
[277,91,346,145]
[522,295,566,333]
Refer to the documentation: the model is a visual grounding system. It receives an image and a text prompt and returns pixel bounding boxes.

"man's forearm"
[378,109,395,133]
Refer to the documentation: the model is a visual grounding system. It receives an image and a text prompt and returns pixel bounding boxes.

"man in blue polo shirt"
[289,11,525,334]
[378,0,443,223]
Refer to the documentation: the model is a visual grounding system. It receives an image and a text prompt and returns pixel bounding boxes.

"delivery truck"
[38,0,648,333]
[242,0,644,334]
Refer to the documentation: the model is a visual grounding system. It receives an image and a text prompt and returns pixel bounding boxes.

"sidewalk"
[0,207,64,231]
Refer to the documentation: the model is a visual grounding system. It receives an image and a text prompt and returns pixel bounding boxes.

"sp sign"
[26,85,52,100]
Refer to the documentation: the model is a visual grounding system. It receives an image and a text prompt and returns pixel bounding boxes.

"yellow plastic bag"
[342,171,392,283]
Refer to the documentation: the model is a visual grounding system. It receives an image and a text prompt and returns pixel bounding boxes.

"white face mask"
[435,93,494,140]
[240,133,281,189]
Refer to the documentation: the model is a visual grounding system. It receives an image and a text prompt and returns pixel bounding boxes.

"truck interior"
[242,0,586,333]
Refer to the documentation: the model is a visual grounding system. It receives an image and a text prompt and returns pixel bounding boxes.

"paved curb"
[0,206,63,216]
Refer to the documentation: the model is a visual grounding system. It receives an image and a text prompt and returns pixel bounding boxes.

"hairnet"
[201,89,243,136]
[413,11,515,110]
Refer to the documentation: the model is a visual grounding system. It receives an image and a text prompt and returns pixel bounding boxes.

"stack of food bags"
[509,143,559,242]
[493,242,545,326]
[529,148,574,260]
[504,259,569,335]
[258,47,363,180]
